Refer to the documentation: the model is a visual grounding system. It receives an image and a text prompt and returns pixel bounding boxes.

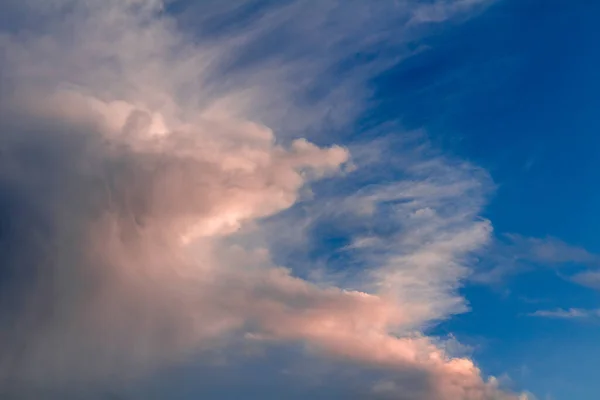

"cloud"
[0,0,526,399]
[288,134,495,329]
[409,0,492,24]
[470,234,600,285]
[570,271,600,291]
[505,235,600,266]
[500,237,600,293]
[527,308,600,319]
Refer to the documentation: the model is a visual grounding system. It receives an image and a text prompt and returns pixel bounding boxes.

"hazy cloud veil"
[0,0,529,399]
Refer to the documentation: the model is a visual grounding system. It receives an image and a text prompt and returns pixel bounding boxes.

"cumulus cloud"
[0,0,526,399]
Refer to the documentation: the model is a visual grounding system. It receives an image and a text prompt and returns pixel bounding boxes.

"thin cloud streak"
[527,308,600,319]
[471,234,600,285]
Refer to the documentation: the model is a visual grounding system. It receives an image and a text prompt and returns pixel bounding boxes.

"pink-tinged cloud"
[0,0,527,399]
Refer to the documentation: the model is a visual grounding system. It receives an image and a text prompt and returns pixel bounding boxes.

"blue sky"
[1,1,599,399]
[375,1,600,398]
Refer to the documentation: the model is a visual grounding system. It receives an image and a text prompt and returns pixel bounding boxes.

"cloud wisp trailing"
[527,308,600,319]
[471,234,600,286]
[0,0,526,399]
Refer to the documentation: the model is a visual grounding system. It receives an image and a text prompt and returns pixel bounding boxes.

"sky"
[0,1,598,399]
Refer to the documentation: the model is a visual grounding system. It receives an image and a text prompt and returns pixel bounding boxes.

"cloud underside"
[0,1,524,399]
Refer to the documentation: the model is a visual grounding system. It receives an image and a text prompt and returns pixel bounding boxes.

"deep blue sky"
[375,0,600,247]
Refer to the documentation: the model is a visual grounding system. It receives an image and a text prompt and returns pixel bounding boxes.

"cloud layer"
[0,1,526,399]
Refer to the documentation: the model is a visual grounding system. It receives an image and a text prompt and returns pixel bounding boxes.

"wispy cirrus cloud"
[570,270,600,291]
[527,308,600,319]
[505,234,600,266]
[471,234,600,285]
[409,0,492,24]
[0,0,527,399]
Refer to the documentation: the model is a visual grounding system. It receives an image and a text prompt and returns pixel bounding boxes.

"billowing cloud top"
[0,1,528,399]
